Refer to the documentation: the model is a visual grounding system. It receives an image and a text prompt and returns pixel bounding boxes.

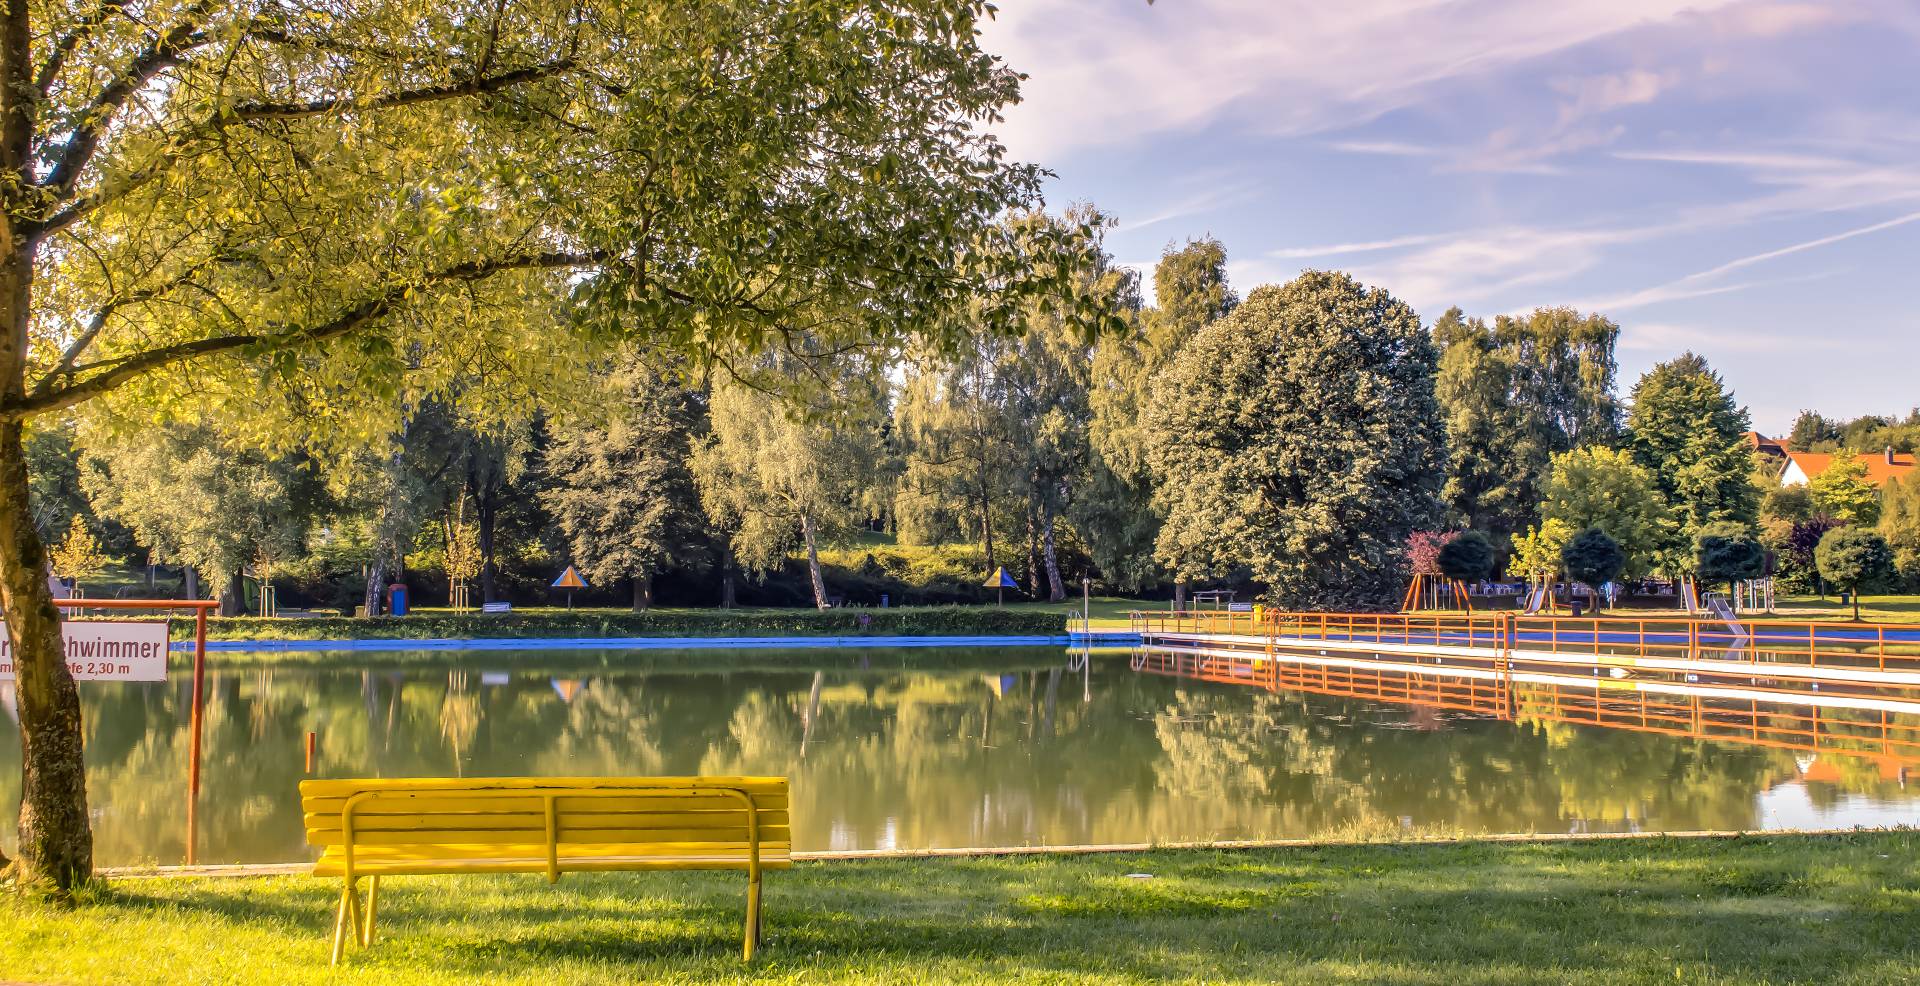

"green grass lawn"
[5,834,1917,984]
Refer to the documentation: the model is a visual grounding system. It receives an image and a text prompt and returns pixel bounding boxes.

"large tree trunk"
[182,567,199,600]
[720,543,738,609]
[476,494,498,604]
[1042,505,1066,602]
[363,557,386,617]
[1025,498,1041,596]
[0,12,92,884]
[632,575,652,613]
[218,569,244,617]
[0,423,93,890]
[799,514,830,610]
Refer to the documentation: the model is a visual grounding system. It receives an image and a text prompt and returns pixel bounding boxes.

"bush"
[1437,531,1496,583]
[1560,527,1624,609]
[1695,522,1765,597]
[154,606,1067,642]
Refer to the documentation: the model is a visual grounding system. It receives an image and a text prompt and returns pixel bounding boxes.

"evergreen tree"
[1437,531,1497,584]
[1627,353,1758,556]
[542,360,708,611]
[1144,270,1445,610]
[1694,521,1766,600]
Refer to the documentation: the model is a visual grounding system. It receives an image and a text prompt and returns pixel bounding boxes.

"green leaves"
[25,0,1045,456]
[1144,270,1446,610]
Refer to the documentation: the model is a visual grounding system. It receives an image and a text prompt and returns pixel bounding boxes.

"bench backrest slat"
[300,777,791,863]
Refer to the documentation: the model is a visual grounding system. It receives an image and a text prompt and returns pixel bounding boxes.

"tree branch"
[224,58,574,122]
[6,249,605,419]
[39,0,218,200]
[35,0,126,97]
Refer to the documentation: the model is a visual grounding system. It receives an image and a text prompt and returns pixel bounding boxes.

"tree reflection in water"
[1,645,1915,867]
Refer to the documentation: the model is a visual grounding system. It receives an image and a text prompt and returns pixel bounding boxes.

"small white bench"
[481,601,512,614]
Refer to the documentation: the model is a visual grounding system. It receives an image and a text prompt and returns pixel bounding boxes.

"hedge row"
[153,607,1068,641]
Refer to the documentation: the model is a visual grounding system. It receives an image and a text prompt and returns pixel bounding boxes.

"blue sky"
[979,0,1920,433]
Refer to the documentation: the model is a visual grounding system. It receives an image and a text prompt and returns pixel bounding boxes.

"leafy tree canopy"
[1145,270,1446,610]
[1437,530,1496,583]
[1815,527,1897,620]
[1693,520,1765,595]
[1537,446,1670,578]
[1806,453,1881,526]
[1560,527,1624,602]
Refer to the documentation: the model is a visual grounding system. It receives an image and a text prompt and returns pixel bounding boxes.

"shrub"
[1560,527,1624,610]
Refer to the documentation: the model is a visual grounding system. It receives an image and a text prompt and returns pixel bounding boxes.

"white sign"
[0,621,171,682]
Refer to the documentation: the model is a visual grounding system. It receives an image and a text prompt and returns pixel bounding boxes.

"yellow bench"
[299,776,791,964]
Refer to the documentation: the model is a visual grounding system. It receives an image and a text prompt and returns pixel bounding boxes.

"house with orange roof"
[1778,447,1916,489]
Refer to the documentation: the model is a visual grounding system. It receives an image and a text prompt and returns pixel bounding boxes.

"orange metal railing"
[1129,609,1920,678]
[1131,643,1920,770]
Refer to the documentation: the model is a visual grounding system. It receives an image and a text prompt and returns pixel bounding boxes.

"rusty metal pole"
[305,731,318,774]
[186,605,208,865]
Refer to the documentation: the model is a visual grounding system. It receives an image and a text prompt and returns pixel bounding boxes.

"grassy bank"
[139,606,1071,643]
[5,832,1916,984]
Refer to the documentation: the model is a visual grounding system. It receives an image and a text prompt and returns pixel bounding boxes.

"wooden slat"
[305,810,790,834]
[321,842,791,860]
[314,856,795,877]
[308,826,790,847]
[300,776,786,797]
[301,776,792,877]
[302,794,786,816]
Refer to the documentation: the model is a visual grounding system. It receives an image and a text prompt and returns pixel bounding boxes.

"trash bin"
[388,583,409,617]
[1838,592,1850,606]
[880,593,889,608]
[1570,598,1586,618]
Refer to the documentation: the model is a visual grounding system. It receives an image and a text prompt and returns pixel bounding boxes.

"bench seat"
[313,843,793,876]
[300,776,789,964]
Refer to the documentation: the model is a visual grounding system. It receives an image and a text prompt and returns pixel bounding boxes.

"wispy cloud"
[1266,233,1454,260]
[981,0,1756,160]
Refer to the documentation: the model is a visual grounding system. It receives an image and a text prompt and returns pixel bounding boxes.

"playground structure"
[1400,572,1472,613]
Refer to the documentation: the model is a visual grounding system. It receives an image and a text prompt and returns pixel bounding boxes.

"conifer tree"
[1627,353,1759,557]
[542,360,708,611]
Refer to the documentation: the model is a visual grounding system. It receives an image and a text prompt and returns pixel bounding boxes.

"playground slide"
[1522,587,1547,615]
[1704,596,1749,641]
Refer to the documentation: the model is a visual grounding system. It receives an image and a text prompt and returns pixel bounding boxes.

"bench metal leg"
[361,876,380,947]
[330,882,354,966]
[744,875,762,961]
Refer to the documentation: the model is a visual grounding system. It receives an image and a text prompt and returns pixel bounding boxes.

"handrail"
[1129,608,1920,677]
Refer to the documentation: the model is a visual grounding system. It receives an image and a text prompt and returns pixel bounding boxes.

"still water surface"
[2,646,1917,867]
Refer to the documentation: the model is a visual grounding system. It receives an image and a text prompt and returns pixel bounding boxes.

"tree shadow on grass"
[92,842,1920,984]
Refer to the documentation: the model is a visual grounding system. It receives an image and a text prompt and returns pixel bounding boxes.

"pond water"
[3,646,1918,867]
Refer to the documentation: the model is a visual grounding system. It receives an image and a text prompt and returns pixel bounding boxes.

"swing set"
[1400,571,1474,613]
